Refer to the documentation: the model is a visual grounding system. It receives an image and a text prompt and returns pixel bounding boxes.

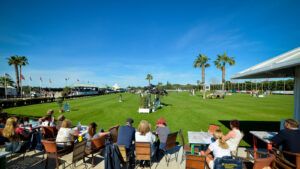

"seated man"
[117,118,135,154]
[271,119,300,153]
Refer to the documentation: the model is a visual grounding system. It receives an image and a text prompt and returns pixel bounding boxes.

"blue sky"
[0,0,300,87]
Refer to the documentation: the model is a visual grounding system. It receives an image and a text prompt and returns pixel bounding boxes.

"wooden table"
[249,131,277,158]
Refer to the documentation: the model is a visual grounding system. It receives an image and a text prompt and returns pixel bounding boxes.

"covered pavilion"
[231,47,300,122]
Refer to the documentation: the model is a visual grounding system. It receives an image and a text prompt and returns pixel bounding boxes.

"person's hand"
[200,151,205,156]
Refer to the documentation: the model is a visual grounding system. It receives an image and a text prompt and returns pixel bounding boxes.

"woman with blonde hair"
[135,120,156,156]
[3,117,30,141]
[56,119,74,148]
[201,129,231,169]
[3,117,18,141]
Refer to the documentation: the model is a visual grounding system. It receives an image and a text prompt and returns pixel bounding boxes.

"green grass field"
[4,92,293,138]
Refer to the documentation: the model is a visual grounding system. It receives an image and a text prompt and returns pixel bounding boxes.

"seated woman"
[222,120,243,153]
[3,117,30,141]
[201,130,231,169]
[155,117,170,150]
[56,119,74,148]
[41,115,55,127]
[85,122,99,148]
[56,115,65,130]
[135,120,157,156]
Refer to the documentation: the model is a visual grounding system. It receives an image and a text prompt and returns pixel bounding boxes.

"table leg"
[267,143,272,151]
[253,136,257,159]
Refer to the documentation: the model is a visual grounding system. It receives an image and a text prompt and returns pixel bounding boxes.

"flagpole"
[4,73,7,99]
[29,77,31,96]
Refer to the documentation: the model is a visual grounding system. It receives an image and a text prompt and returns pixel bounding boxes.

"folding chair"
[135,142,152,168]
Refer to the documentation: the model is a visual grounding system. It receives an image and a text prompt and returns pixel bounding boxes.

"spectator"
[135,120,156,156]
[155,117,170,150]
[3,117,30,141]
[85,122,99,148]
[46,109,55,123]
[117,118,135,153]
[222,120,243,152]
[56,115,65,130]
[41,115,55,127]
[271,119,300,153]
[56,119,74,148]
[201,130,231,169]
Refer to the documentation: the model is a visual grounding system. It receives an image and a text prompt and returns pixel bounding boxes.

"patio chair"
[185,154,206,169]
[42,139,69,169]
[108,125,119,143]
[85,135,106,167]
[272,148,300,169]
[42,126,58,139]
[163,131,179,166]
[69,140,87,169]
[118,145,130,168]
[207,124,220,135]
[135,142,152,168]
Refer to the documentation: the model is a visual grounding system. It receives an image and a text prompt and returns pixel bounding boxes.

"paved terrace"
[4,147,248,169]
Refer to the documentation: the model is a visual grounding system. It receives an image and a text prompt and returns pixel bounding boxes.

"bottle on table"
[77,122,81,131]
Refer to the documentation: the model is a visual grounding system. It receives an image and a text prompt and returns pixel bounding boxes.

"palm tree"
[19,56,29,96]
[214,53,235,90]
[0,75,14,86]
[7,55,22,94]
[146,74,153,86]
[194,54,210,98]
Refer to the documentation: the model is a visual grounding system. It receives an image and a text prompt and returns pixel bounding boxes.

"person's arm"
[270,130,284,146]
[201,147,212,156]
[222,130,236,142]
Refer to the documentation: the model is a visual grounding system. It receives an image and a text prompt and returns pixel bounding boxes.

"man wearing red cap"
[156,117,170,150]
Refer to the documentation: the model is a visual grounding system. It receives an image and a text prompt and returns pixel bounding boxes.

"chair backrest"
[91,135,106,150]
[165,131,178,151]
[253,154,275,169]
[108,125,119,143]
[208,124,220,135]
[185,154,205,169]
[179,129,185,146]
[42,126,58,139]
[118,145,127,162]
[135,142,151,161]
[281,151,300,169]
[73,140,87,163]
[41,140,57,153]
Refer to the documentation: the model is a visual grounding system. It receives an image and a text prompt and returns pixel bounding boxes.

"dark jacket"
[105,138,124,169]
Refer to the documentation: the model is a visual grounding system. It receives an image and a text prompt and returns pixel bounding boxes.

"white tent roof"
[112,83,120,89]
[232,47,300,79]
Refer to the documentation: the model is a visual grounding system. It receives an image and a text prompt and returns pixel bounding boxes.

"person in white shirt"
[201,130,231,169]
[41,115,55,127]
[135,120,156,156]
[56,119,74,148]
[222,120,243,153]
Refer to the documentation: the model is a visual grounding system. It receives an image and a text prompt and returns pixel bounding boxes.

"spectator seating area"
[0,114,299,169]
